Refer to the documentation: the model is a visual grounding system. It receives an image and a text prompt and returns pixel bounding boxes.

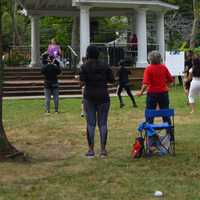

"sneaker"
[85,150,95,158]
[133,104,138,108]
[80,112,84,117]
[55,111,59,114]
[100,150,107,158]
[45,111,50,115]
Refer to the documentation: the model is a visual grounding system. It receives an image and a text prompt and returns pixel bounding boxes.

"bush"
[4,49,30,66]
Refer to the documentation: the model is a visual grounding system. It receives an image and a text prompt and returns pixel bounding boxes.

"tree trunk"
[0,0,24,160]
[71,16,80,66]
[190,0,199,48]
[190,18,198,48]
[71,16,80,54]
[11,0,21,46]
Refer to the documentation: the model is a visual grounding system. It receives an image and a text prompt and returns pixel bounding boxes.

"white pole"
[30,15,40,67]
[80,6,90,65]
[136,9,148,68]
[157,12,165,61]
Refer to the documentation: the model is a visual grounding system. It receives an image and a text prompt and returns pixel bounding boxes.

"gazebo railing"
[4,45,31,66]
[4,45,79,69]
[64,45,79,70]
[4,43,159,68]
[91,43,159,66]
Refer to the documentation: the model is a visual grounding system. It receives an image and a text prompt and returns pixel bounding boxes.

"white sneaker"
[80,112,84,117]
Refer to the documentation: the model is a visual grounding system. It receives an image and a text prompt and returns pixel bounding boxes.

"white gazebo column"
[29,15,40,67]
[80,6,90,63]
[156,12,165,61]
[136,9,148,68]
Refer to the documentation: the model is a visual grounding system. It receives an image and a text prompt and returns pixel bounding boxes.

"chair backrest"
[145,109,175,119]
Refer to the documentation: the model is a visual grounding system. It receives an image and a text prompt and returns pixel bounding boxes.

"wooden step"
[4,71,75,76]
[2,66,143,97]
[3,85,81,91]
[3,80,79,86]
[3,89,82,96]
[4,75,74,81]
[3,87,117,97]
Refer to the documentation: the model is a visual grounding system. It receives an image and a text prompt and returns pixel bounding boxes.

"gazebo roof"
[74,0,178,10]
[17,0,178,16]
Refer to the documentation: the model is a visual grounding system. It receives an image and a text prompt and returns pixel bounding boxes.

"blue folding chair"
[140,109,175,156]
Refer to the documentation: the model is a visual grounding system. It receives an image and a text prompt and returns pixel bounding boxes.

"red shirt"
[143,64,174,93]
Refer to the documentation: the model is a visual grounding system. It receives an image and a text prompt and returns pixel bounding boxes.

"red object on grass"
[131,137,144,159]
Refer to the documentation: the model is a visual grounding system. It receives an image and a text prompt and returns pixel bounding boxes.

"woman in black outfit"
[79,45,115,158]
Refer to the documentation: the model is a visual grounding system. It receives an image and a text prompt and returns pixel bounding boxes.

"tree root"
[0,149,31,162]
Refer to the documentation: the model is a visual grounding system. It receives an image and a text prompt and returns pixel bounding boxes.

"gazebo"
[17,0,178,67]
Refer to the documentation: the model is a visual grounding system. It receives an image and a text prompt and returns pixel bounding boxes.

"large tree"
[0,0,24,160]
[190,0,200,48]
[164,0,200,48]
[11,0,21,45]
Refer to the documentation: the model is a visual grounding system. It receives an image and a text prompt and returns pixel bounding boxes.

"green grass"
[0,86,200,200]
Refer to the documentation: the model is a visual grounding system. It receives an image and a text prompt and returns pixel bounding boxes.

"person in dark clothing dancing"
[116,60,137,108]
[79,45,115,158]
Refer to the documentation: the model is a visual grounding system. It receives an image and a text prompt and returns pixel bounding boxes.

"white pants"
[188,80,200,103]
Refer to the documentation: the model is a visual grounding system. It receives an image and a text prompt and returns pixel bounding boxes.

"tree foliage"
[163,0,200,49]
[0,0,25,160]
[40,16,73,49]
[1,0,200,53]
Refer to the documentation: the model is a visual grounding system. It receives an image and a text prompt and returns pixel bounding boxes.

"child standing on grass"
[116,60,137,108]
[80,57,87,117]
[75,57,87,117]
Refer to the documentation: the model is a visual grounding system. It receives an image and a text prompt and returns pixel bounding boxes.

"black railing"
[91,43,159,66]
[4,43,159,68]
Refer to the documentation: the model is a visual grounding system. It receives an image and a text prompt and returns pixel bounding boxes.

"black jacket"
[41,64,61,88]
[117,66,130,85]
[80,60,115,103]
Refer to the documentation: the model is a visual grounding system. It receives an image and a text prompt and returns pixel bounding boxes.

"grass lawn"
[0,86,200,200]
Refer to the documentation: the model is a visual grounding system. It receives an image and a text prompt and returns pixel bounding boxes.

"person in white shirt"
[188,57,200,113]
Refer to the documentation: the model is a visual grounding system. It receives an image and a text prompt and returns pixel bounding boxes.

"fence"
[4,43,159,68]
[91,43,159,66]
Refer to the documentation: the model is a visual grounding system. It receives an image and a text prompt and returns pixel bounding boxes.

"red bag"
[131,137,144,159]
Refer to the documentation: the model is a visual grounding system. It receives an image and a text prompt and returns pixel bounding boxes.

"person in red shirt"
[136,51,174,123]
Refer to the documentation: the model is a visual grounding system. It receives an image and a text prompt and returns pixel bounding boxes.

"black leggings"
[117,84,136,105]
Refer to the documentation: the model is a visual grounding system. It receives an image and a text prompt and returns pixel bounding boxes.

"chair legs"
[169,131,176,156]
[143,130,175,157]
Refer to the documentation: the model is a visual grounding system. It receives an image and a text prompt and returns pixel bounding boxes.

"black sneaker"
[85,150,95,158]
[100,150,107,158]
